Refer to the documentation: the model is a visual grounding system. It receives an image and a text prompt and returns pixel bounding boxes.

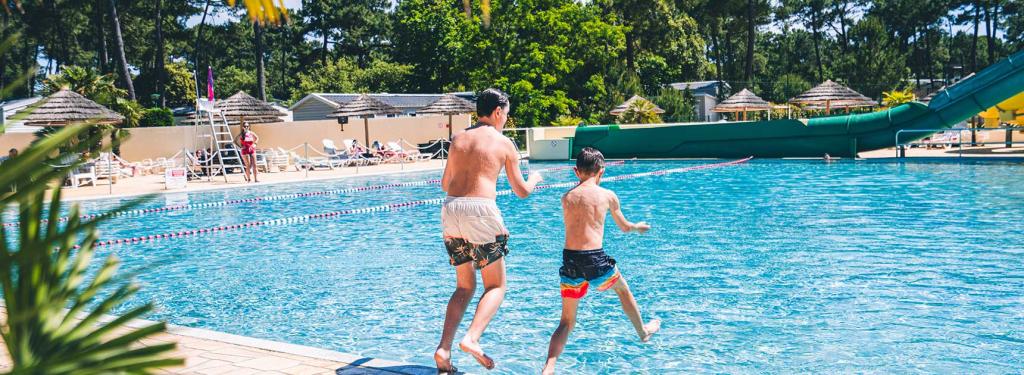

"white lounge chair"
[387,141,432,162]
[284,147,332,171]
[68,163,98,188]
[267,148,290,171]
[322,139,358,168]
[342,139,381,166]
[924,131,961,149]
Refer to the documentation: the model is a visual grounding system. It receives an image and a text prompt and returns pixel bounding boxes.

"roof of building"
[1,96,44,133]
[668,81,731,95]
[290,92,475,111]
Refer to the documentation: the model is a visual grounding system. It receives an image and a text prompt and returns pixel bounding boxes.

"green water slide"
[571,49,1024,159]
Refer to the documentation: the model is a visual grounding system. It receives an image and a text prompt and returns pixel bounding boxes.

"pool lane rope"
[88,157,750,248]
[3,161,623,229]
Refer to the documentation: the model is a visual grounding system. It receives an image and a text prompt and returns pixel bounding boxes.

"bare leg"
[241,154,251,182]
[249,154,259,182]
[435,262,476,372]
[458,258,507,369]
[542,297,579,375]
[611,277,660,341]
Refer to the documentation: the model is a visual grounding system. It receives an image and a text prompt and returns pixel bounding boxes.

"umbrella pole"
[448,114,453,140]
[826,100,831,115]
[364,117,370,148]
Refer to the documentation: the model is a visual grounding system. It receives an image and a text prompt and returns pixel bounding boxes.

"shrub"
[139,108,174,127]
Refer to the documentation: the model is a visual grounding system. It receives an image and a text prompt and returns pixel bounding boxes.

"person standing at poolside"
[435,88,543,372]
[236,122,259,183]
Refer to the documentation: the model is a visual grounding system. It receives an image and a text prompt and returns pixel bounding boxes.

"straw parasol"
[788,79,877,114]
[418,94,476,140]
[327,94,402,147]
[609,95,665,116]
[713,88,771,121]
[217,91,286,124]
[185,91,285,125]
[21,89,124,127]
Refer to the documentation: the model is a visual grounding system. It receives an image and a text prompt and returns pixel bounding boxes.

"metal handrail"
[894,126,1022,158]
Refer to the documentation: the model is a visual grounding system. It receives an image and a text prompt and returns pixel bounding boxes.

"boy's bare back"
[562,184,617,251]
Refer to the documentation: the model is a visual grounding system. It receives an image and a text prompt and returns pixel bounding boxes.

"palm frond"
[0,125,181,373]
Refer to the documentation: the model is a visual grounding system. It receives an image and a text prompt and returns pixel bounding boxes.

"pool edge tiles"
[112,313,444,374]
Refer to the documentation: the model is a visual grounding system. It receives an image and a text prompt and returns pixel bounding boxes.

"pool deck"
[0,311,448,374]
[858,144,1024,160]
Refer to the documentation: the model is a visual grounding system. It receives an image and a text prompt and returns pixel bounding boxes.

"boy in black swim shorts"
[541,147,660,375]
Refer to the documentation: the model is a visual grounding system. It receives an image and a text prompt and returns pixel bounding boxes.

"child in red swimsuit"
[237,122,259,183]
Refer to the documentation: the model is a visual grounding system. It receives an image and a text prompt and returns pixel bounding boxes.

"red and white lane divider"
[5,161,622,229]
[87,158,748,248]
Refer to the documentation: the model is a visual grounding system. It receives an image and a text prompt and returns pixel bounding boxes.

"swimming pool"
[37,160,1024,372]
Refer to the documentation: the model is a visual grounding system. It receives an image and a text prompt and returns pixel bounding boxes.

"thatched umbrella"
[713,88,771,121]
[21,89,124,126]
[788,79,877,114]
[327,94,402,147]
[185,91,285,125]
[217,91,286,124]
[609,95,665,116]
[418,94,476,140]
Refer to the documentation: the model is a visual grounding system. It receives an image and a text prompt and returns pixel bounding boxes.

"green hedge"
[138,108,174,127]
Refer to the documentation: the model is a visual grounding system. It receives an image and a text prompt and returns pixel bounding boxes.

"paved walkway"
[58,159,446,202]
[859,145,1024,159]
[0,311,446,375]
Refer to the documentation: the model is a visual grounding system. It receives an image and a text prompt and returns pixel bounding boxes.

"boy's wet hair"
[476,88,509,117]
[575,147,605,174]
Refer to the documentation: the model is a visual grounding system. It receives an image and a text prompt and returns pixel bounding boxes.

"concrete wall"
[0,132,34,153]
[0,114,471,161]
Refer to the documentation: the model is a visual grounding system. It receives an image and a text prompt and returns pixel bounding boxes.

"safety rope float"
[88,157,749,248]
[4,161,623,228]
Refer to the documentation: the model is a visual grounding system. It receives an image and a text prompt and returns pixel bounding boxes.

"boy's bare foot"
[640,319,661,342]
[434,348,458,373]
[458,338,495,370]
[541,364,555,375]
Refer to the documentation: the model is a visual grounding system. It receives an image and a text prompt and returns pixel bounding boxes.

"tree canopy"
[0,0,1020,126]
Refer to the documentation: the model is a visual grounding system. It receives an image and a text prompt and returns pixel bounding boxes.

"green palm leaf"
[0,125,181,374]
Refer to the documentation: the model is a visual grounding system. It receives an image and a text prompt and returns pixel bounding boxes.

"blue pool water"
[40,160,1024,372]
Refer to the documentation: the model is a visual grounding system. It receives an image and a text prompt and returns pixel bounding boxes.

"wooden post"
[363,117,370,148]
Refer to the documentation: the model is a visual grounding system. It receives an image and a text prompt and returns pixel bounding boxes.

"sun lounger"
[387,141,432,162]
[68,162,98,188]
[268,148,290,171]
[924,131,961,149]
[284,147,332,171]
[341,139,381,166]
[322,139,359,168]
